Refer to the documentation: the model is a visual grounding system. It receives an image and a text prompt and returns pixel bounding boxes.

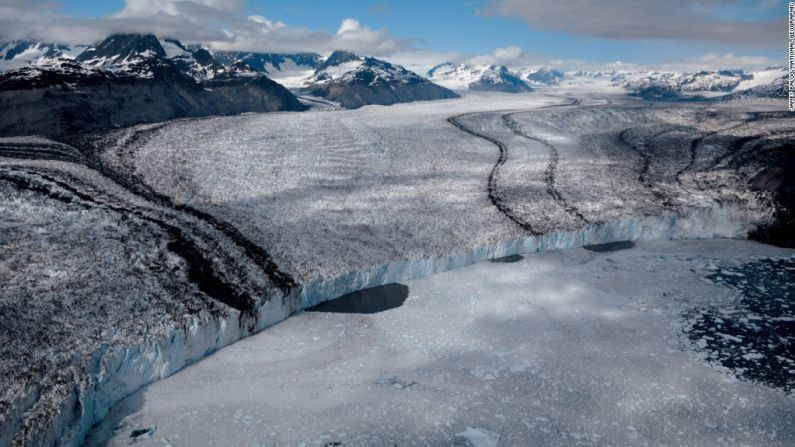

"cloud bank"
[0,0,782,71]
[481,0,783,48]
[0,0,408,56]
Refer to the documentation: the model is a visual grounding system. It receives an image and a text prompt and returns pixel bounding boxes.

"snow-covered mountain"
[619,67,786,99]
[0,33,305,138]
[621,70,745,99]
[0,37,318,84]
[77,33,167,67]
[719,67,787,100]
[0,33,465,136]
[1,33,785,137]
[552,67,786,99]
[428,63,532,93]
[77,34,232,82]
[428,63,574,92]
[303,50,458,108]
[523,67,565,86]
[38,33,309,86]
[2,34,276,84]
[0,41,84,71]
[208,51,321,88]
[425,61,785,99]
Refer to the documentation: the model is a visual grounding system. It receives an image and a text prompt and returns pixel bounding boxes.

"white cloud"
[391,46,782,77]
[493,46,522,60]
[0,0,780,72]
[482,0,782,48]
[0,0,407,56]
[331,17,407,54]
[115,0,246,17]
[661,52,782,72]
[527,52,782,72]
[247,15,286,30]
[388,49,466,74]
[337,18,361,35]
[467,46,541,66]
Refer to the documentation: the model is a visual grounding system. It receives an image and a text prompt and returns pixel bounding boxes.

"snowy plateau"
[0,43,794,447]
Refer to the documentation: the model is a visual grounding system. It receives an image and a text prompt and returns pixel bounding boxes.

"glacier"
[0,90,792,446]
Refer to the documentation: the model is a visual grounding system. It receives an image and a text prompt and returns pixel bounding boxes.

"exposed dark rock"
[77,33,166,66]
[210,50,321,73]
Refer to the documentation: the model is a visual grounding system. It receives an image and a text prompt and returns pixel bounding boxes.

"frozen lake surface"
[89,239,795,447]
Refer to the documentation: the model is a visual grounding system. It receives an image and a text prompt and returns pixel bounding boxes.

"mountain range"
[426,62,786,100]
[0,35,303,138]
[0,34,458,138]
[428,63,533,93]
[0,34,786,140]
[304,50,457,108]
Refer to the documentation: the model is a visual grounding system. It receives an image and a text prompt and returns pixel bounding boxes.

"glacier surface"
[0,90,792,446]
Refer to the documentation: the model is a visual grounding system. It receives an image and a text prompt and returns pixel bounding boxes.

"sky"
[0,0,787,72]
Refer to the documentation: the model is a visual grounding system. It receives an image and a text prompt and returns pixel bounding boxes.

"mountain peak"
[192,48,215,66]
[305,52,457,108]
[427,63,533,93]
[525,67,564,85]
[0,41,79,71]
[317,50,360,71]
[427,62,459,78]
[77,33,166,66]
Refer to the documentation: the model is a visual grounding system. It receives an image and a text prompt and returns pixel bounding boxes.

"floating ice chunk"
[716,332,743,343]
[456,426,500,447]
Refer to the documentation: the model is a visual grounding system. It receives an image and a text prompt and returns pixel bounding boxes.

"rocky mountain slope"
[0,35,460,125]
[0,34,305,139]
[0,41,82,71]
[208,50,321,88]
[302,50,458,108]
[0,33,785,138]
[210,51,321,73]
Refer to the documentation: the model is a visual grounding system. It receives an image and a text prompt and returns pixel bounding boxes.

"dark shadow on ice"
[489,254,524,263]
[307,283,409,314]
[584,241,635,252]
